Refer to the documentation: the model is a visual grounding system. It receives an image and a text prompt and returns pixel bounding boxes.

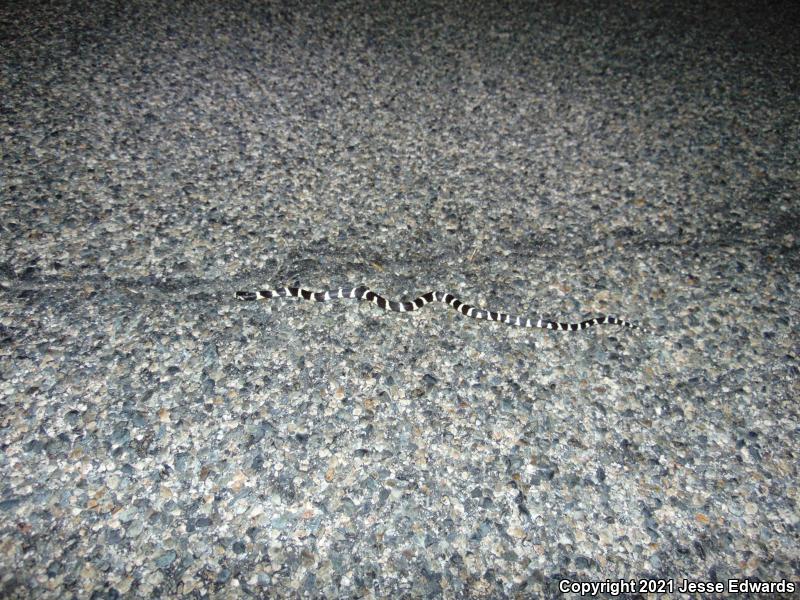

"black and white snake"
[235,286,642,332]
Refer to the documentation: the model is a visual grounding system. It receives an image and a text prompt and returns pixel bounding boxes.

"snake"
[235,286,642,332]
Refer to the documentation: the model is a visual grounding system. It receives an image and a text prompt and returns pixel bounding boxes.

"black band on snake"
[235,286,643,332]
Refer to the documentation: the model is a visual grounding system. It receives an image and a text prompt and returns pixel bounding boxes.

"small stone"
[155,550,177,568]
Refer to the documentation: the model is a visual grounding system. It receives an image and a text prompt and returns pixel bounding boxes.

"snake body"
[235,286,641,332]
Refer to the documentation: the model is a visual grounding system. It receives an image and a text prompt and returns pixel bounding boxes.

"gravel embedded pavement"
[1,1,798,597]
